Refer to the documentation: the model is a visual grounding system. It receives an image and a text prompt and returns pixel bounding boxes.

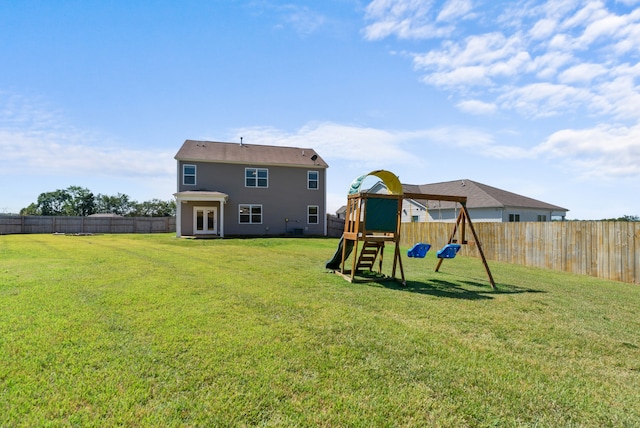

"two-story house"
[174,140,328,237]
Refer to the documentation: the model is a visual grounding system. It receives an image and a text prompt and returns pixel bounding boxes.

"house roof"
[404,179,568,212]
[175,140,328,168]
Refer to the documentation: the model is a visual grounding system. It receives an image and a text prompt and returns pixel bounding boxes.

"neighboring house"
[335,205,347,220]
[174,140,328,237]
[87,213,122,218]
[368,179,568,222]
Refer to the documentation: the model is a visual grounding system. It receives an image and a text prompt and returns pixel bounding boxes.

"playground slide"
[325,235,354,270]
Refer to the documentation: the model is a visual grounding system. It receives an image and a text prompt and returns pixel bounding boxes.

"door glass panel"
[196,210,204,231]
[207,211,215,230]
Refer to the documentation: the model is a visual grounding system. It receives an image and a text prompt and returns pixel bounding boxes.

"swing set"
[404,193,495,288]
[326,170,496,289]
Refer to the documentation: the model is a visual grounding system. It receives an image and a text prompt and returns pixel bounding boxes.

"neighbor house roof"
[175,140,328,168]
[403,179,568,212]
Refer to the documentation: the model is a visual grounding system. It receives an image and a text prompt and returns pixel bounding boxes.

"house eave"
[174,191,229,202]
[174,157,328,169]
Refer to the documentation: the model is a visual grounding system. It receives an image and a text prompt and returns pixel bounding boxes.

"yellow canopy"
[348,170,403,195]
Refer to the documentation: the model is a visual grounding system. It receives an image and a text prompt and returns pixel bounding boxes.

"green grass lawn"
[1,234,639,427]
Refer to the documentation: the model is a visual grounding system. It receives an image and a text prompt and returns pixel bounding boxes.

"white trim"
[307,170,319,190]
[183,164,197,186]
[193,206,218,235]
[245,167,269,188]
[239,203,263,224]
[307,205,319,224]
[174,191,228,237]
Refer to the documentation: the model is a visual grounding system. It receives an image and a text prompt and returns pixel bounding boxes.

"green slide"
[325,235,354,270]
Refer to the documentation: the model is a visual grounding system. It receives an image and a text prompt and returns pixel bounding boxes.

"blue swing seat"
[437,243,461,259]
[407,243,431,258]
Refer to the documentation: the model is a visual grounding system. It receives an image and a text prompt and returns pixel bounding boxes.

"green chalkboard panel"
[364,197,398,232]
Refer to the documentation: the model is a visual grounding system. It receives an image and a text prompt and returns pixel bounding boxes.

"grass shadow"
[376,277,545,301]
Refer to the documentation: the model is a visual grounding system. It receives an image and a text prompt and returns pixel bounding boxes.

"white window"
[308,205,319,224]
[537,215,547,222]
[509,214,520,222]
[183,164,196,185]
[239,204,262,224]
[307,171,319,190]
[245,168,268,188]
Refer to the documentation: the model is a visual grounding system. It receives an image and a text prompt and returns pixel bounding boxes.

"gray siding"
[408,207,554,223]
[178,161,326,236]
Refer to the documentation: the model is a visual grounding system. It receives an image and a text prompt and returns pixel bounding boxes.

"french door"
[194,207,217,235]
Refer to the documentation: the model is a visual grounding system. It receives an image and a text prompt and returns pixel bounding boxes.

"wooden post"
[435,204,496,289]
[462,205,496,289]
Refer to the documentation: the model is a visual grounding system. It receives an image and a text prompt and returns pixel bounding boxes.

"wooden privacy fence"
[401,221,640,285]
[326,214,345,238]
[0,216,176,235]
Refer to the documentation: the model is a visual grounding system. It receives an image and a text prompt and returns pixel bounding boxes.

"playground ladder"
[356,241,384,273]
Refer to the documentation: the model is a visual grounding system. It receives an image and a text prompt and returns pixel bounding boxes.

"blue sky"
[2,0,640,219]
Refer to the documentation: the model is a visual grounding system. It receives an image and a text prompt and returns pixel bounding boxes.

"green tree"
[600,215,640,222]
[19,203,40,216]
[32,186,95,216]
[20,187,175,217]
[37,189,71,216]
[95,193,135,216]
[132,199,176,217]
[65,186,96,216]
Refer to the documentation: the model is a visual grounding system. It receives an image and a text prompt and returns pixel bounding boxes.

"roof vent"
[240,137,243,146]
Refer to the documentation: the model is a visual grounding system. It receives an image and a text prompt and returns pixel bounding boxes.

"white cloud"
[456,99,497,115]
[279,4,326,36]
[232,118,640,183]
[230,122,423,165]
[366,0,640,128]
[413,32,531,88]
[498,82,593,117]
[415,32,524,68]
[529,18,557,40]
[247,2,328,36]
[530,51,575,79]
[0,129,174,177]
[362,0,455,40]
[231,121,536,168]
[422,65,492,87]
[535,123,640,178]
[437,0,474,22]
[558,62,608,84]
[421,126,533,159]
[0,94,174,178]
[559,1,605,32]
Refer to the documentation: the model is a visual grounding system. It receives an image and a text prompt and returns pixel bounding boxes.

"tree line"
[20,186,175,217]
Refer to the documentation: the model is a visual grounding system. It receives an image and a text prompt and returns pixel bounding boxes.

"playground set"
[325,170,496,289]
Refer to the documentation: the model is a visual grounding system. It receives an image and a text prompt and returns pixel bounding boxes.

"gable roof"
[175,140,328,168]
[404,179,568,212]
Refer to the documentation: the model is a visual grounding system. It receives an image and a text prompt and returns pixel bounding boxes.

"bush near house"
[1,234,639,426]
